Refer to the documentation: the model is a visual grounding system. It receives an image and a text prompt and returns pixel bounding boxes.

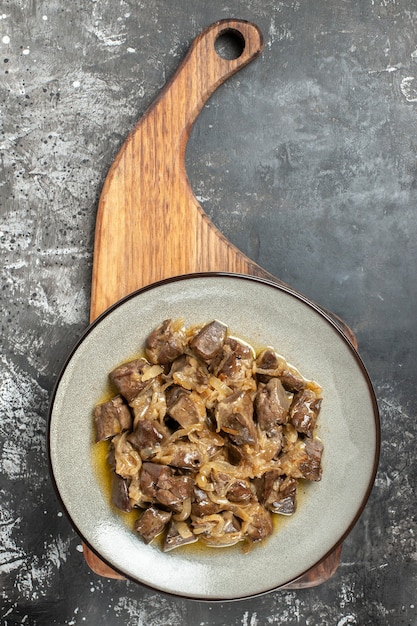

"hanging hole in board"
[214,29,246,60]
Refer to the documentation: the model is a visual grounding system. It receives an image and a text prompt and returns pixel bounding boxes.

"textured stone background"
[1,1,416,624]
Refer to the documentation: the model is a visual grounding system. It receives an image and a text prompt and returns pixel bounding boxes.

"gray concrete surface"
[1,1,416,624]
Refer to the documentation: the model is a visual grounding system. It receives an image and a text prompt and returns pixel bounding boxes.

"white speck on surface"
[42,15,48,21]
[76,544,83,552]
[113,594,188,624]
[400,76,417,102]
[0,511,25,574]
[268,19,294,46]
[2,35,10,44]
[14,535,72,600]
[336,616,358,626]
[368,64,401,74]
[0,355,48,479]
[242,611,259,626]
[72,80,81,88]
[85,23,126,48]
[127,46,136,53]
[46,535,70,570]
[22,48,30,55]
[339,582,359,611]
[1,440,28,479]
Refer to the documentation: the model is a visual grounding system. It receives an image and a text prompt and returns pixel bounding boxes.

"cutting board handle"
[162,19,264,147]
[91,19,265,318]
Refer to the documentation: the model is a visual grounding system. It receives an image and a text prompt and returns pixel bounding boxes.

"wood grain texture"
[90,19,268,321]
[86,19,349,589]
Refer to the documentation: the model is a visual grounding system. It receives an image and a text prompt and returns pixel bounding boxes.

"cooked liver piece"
[290,389,322,438]
[256,378,291,433]
[226,479,254,503]
[191,486,222,517]
[167,354,209,391]
[109,359,152,403]
[134,506,172,544]
[111,471,132,512]
[145,319,185,365]
[280,438,323,481]
[256,348,281,371]
[163,520,198,551]
[166,387,205,428]
[279,369,307,393]
[127,419,167,458]
[214,390,257,445]
[139,462,173,498]
[216,337,254,385]
[157,441,204,470]
[300,438,323,481]
[262,472,298,515]
[94,395,132,441]
[139,462,193,511]
[190,320,227,361]
[245,503,274,542]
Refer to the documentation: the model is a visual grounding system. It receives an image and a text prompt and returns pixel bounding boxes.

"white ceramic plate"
[48,273,379,600]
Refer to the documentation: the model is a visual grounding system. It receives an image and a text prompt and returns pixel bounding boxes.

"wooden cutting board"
[85,18,351,588]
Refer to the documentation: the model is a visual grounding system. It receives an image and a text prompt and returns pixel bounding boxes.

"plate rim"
[47,271,381,600]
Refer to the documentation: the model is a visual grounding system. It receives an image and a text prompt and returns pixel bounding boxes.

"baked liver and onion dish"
[93,319,323,552]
